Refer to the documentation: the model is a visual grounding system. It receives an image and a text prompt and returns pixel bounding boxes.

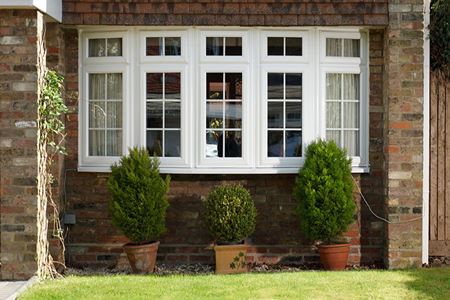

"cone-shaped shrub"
[204,184,257,244]
[294,140,355,244]
[107,147,170,244]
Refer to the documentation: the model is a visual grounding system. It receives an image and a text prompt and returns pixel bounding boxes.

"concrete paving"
[0,277,36,300]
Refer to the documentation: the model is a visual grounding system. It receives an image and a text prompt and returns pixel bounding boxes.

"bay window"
[79,28,368,173]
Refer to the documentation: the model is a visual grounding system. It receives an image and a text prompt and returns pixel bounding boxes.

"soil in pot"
[318,243,350,270]
[124,241,159,274]
[214,243,248,274]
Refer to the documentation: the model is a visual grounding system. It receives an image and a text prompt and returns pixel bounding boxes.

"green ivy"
[293,140,355,244]
[40,70,68,155]
[204,184,256,244]
[430,0,450,79]
[107,148,170,244]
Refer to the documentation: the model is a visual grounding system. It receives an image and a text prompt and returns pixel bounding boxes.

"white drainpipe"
[422,0,430,265]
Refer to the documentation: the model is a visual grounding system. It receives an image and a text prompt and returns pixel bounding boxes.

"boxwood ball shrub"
[293,140,355,244]
[204,184,257,244]
[107,147,170,244]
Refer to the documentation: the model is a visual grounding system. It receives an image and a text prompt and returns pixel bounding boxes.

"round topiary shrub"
[107,147,170,244]
[204,184,257,244]
[293,139,355,244]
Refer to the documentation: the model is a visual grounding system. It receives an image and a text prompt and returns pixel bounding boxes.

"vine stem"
[36,11,65,280]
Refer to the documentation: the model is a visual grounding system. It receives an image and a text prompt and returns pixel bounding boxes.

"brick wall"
[62,0,388,26]
[0,10,39,280]
[62,28,386,269]
[383,1,424,268]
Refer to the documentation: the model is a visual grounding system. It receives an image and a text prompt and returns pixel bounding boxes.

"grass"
[20,268,450,300]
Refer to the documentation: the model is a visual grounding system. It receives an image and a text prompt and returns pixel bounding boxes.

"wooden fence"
[429,71,450,256]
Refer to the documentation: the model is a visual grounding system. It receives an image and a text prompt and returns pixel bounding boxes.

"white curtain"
[88,73,122,156]
[326,38,341,56]
[344,39,360,57]
[326,73,360,156]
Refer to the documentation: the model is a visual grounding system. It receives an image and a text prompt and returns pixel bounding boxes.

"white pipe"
[422,0,431,265]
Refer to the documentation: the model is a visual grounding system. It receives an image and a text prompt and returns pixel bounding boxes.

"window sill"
[77,165,370,174]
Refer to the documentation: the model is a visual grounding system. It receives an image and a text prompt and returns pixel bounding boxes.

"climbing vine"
[36,13,68,280]
[429,0,450,79]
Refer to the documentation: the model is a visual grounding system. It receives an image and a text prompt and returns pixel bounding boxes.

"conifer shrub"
[293,140,355,244]
[204,184,257,244]
[107,147,170,244]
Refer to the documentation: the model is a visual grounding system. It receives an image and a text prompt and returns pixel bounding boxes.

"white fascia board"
[0,0,62,22]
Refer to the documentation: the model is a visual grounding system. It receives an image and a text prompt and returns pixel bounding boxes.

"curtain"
[326,73,360,156]
[343,39,360,57]
[88,73,122,156]
[326,38,341,56]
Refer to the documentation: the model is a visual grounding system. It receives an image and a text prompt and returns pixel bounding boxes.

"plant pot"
[123,241,159,274]
[214,243,248,274]
[318,243,350,270]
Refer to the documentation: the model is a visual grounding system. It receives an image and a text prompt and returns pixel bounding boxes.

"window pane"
[285,38,302,56]
[268,73,283,99]
[206,37,223,56]
[267,37,283,55]
[286,131,302,157]
[285,102,302,128]
[225,37,242,56]
[147,130,163,156]
[268,102,283,128]
[268,131,283,157]
[326,102,341,128]
[165,131,181,157]
[225,73,242,100]
[344,39,360,57]
[107,73,122,100]
[206,130,221,157]
[89,130,105,156]
[146,37,162,56]
[207,73,223,99]
[89,74,105,100]
[225,131,242,157]
[343,74,360,100]
[107,102,122,128]
[89,102,106,128]
[344,130,359,156]
[165,102,181,128]
[326,38,342,56]
[206,102,223,129]
[165,37,181,56]
[326,73,341,100]
[326,130,341,147]
[88,39,105,57]
[344,102,359,128]
[146,102,163,128]
[107,38,122,56]
[285,73,302,99]
[147,73,163,99]
[107,130,122,156]
[225,102,242,129]
[165,73,181,99]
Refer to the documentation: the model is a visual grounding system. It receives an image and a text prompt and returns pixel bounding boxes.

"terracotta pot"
[318,243,350,270]
[123,241,159,274]
[214,243,248,274]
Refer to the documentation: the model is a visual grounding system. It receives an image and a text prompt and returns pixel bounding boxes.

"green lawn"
[20,268,450,300]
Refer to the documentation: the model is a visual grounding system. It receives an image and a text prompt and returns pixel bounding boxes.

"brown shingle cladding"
[62,1,388,26]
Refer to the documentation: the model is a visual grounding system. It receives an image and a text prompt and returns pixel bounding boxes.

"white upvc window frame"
[139,30,188,63]
[140,64,190,168]
[260,30,310,63]
[197,64,252,169]
[199,29,249,63]
[78,27,370,174]
[79,29,131,171]
[259,64,315,168]
[319,30,369,170]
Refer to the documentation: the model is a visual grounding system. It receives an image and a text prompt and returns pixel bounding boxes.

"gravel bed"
[64,262,382,277]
